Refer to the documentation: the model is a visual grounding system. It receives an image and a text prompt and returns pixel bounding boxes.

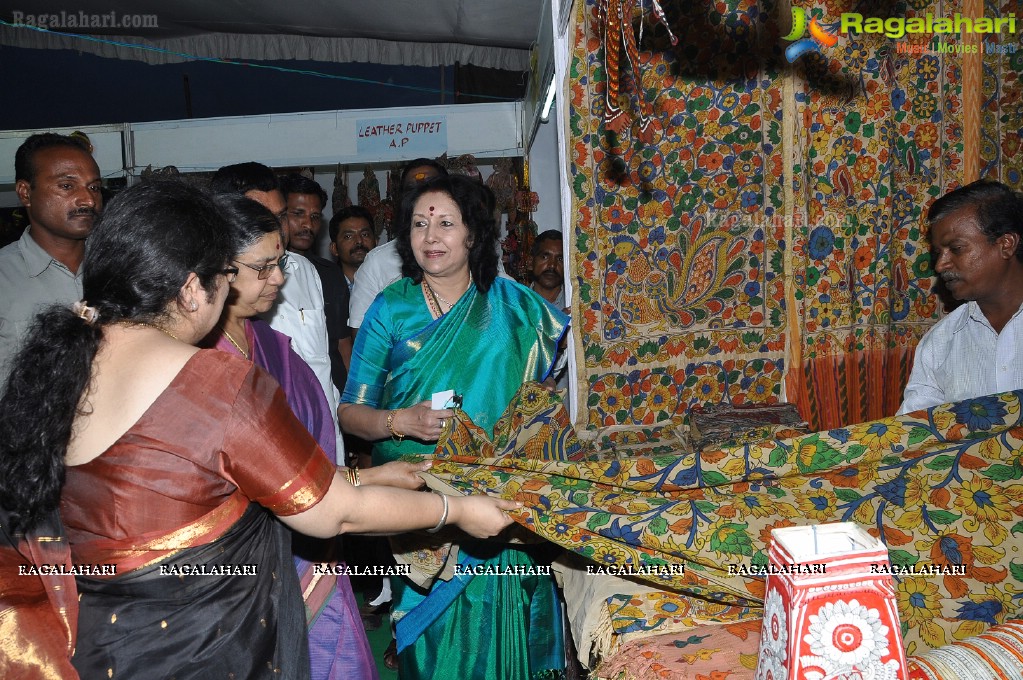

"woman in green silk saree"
[339,175,570,680]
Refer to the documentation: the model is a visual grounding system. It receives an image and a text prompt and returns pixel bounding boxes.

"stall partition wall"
[0,102,523,182]
[0,99,567,248]
[568,0,1023,433]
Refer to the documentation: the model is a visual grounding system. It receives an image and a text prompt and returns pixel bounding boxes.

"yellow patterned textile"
[980,1,1023,191]
[430,383,1023,654]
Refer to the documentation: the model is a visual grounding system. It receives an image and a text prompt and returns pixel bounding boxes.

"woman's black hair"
[0,179,233,534]
[393,159,449,239]
[395,175,499,292]
[214,193,282,254]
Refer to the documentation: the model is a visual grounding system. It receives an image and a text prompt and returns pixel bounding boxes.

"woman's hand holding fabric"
[359,460,431,490]
[396,400,455,442]
[448,495,521,539]
[282,472,520,538]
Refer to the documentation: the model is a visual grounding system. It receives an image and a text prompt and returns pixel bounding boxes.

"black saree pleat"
[72,503,311,680]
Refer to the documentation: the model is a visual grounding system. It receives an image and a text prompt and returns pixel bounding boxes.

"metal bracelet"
[426,491,449,533]
[387,409,405,441]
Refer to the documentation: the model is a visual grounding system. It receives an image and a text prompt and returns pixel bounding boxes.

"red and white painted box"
[754,522,908,680]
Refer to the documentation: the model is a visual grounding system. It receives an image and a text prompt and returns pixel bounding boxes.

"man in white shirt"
[899,180,1023,414]
[211,162,343,458]
[348,240,402,332]
[280,173,352,397]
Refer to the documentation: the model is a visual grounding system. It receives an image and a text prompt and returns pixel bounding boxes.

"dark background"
[0,45,527,130]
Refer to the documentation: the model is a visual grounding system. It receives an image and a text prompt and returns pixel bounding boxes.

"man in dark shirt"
[329,205,377,291]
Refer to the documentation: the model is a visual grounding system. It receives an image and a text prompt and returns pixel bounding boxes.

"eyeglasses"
[221,266,240,283]
[234,254,289,280]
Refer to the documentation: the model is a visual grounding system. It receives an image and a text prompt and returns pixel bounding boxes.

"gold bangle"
[387,409,405,441]
[345,467,360,487]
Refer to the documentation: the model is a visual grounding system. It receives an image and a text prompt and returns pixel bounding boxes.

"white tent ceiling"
[0,0,544,70]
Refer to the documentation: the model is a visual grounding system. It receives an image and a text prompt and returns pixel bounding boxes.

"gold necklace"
[427,283,455,309]
[221,327,250,360]
[422,281,445,318]
[120,321,180,342]
[423,274,472,314]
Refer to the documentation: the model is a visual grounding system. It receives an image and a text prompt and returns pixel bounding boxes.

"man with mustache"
[280,173,352,395]
[530,230,566,307]
[0,133,102,386]
[898,180,1023,414]
[529,230,570,390]
[329,205,377,292]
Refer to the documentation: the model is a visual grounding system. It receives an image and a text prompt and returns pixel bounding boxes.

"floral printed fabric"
[390,382,582,587]
[571,0,789,432]
[568,0,1023,433]
[981,1,1023,189]
[430,383,1023,655]
[591,619,1023,680]
[787,0,968,430]
[594,623,762,680]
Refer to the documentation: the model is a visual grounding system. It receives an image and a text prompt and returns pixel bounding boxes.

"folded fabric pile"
[908,619,1023,679]
[591,618,1023,680]
[688,401,809,451]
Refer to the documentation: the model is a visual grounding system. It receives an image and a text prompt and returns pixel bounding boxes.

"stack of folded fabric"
[593,619,1023,680]
[688,402,808,451]
[908,619,1023,679]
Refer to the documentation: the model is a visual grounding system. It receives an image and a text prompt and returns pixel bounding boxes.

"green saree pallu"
[342,277,570,680]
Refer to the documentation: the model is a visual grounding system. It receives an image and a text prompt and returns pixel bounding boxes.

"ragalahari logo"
[783,7,839,62]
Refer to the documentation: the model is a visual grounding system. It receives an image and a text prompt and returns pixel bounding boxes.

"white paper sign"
[432,390,456,410]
